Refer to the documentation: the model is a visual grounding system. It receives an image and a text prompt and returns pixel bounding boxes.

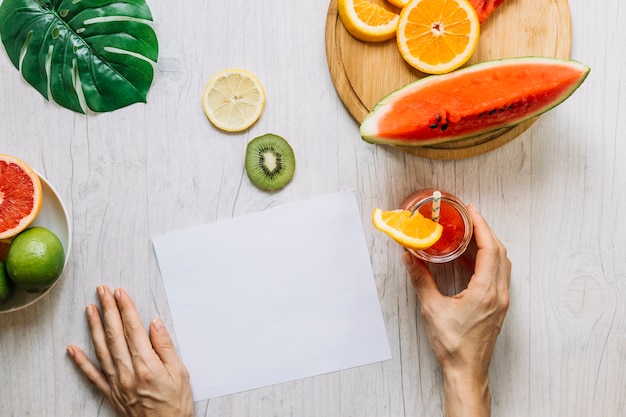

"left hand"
[67,285,194,417]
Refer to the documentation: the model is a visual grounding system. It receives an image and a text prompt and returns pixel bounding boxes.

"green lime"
[6,227,65,293]
[0,260,15,306]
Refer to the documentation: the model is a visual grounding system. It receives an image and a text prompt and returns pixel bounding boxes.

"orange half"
[396,0,480,74]
[372,207,443,250]
[338,0,400,43]
[0,154,43,239]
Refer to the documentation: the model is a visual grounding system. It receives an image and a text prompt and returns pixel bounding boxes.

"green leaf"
[0,0,159,113]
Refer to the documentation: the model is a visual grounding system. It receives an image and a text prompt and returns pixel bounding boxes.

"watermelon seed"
[440,123,448,131]
[429,113,442,129]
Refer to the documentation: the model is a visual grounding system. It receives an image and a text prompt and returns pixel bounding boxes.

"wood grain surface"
[1,1,625,416]
[325,0,573,159]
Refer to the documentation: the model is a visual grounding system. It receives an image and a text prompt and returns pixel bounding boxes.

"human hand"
[66,286,194,417]
[403,205,510,417]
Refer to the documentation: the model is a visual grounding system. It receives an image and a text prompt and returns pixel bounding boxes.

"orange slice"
[387,0,410,8]
[0,155,42,240]
[338,0,400,43]
[372,208,443,250]
[396,0,480,74]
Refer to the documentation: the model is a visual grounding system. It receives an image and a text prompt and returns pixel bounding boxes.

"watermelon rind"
[360,56,590,147]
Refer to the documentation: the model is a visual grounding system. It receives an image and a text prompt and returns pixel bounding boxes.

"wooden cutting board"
[325,0,573,159]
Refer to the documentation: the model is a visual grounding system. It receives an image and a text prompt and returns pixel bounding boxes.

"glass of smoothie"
[399,189,473,263]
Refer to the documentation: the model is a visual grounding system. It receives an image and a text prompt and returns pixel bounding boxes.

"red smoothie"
[417,199,466,257]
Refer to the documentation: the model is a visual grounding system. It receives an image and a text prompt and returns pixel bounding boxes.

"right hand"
[403,205,510,416]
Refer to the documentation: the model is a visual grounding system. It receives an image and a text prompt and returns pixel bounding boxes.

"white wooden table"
[1,0,624,416]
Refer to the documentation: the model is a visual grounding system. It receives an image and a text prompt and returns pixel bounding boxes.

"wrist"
[442,368,491,417]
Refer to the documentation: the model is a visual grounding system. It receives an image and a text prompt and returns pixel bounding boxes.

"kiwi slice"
[245,133,295,191]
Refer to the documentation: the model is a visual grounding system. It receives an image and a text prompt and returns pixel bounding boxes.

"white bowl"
[0,173,72,313]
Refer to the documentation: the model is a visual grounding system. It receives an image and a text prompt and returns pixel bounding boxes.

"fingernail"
[66,345,75,357]
[114,288,121,300]
[85,304,94,316]
[97,286,105,297]
[152,318,165,334]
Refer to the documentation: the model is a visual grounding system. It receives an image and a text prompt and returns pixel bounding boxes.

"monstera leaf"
[0,0,158,113]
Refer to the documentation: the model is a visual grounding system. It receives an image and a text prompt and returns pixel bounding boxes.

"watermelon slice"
[468,0,506,23]
[360,57,590,147]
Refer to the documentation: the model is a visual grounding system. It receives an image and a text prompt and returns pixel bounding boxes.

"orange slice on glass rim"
[372,207,443,250]
[338,0,400,43]
[396,0,480,74]
[0,154,43,240]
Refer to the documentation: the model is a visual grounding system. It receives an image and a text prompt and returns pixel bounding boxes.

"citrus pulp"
[0,154,43,239]
[396,0,480,74]
[387,0,410,8]
[372,207,443,250]
[202,68,266,132]
[338,0,400,42]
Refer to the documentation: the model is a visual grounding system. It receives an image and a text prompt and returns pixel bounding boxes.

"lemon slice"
[396,0,480,74]
[202,68,266,132]
[338,0,400,43]
[372,207,443,250]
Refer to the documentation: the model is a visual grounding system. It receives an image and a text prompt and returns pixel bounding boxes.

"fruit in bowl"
[5,227,65,293]
[0,154,71,312]
[0,260,15,305]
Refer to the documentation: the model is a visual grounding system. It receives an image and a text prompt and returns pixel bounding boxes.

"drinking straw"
[432,191,442,222]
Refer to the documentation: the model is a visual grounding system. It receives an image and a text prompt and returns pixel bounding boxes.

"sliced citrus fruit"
[396,0,480,74]
[338,0,400,43]
[202,68,266,132]
[0,154,42,240]
[372,207,443,250]
[387,0,410,8]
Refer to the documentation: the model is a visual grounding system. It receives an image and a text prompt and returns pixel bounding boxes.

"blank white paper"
[152,191,391,401]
